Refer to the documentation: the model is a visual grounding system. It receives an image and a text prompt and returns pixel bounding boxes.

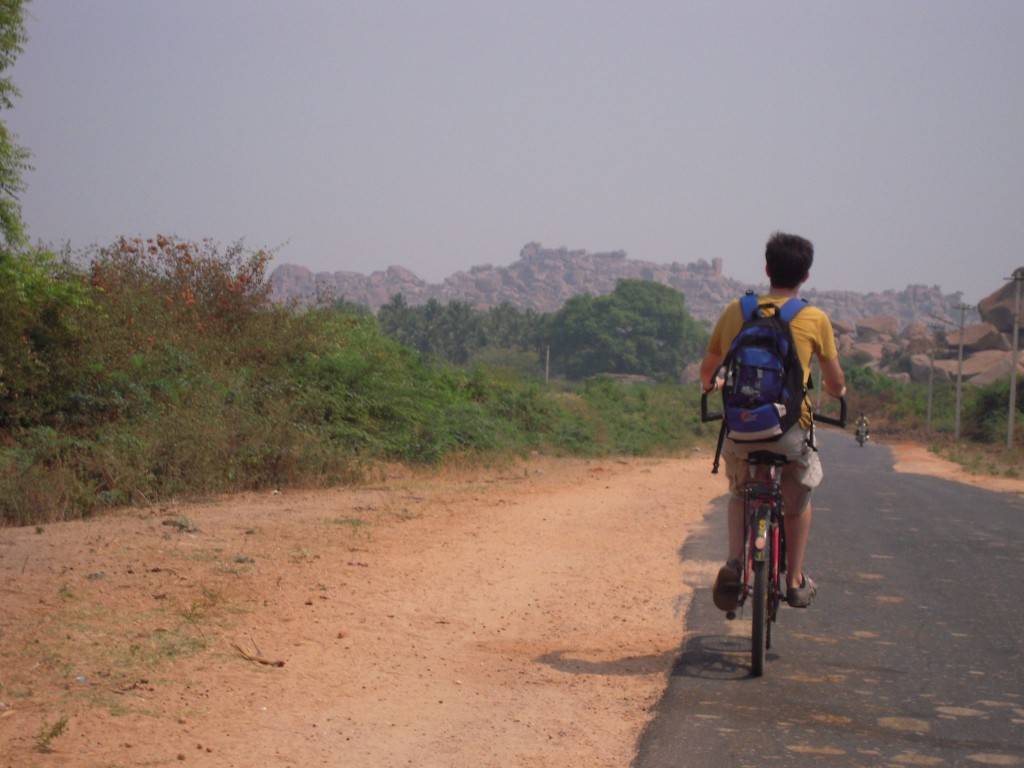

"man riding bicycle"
[856,412,870,443]
[699,232,846,611]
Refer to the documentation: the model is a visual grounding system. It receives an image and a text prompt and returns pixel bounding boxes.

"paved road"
[633,431,1024,768]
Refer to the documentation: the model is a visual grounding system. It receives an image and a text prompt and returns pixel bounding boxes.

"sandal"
[787,574,817,608]
[712,559,742,611]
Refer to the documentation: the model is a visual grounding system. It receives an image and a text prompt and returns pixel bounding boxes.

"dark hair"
[765,232,813,289]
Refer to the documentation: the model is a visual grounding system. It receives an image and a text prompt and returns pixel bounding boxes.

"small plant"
[180,585,222,626]
[233,554,255,564]
[57,583,74,600]
[329,517,368,529]
[35,715,69,753]
[162,516,198,533]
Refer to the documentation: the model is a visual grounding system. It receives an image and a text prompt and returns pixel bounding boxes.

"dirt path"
[888,441,1024,496]
[0,453,721,767]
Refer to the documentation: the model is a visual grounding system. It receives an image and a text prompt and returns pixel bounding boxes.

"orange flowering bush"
[87,235,270,336]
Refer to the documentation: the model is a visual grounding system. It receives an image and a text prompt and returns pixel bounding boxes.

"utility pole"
[1008,268,1024,448]
[926,351,934,433]
[953,303,972,442]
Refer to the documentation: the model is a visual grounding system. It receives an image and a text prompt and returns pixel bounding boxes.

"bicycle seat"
[746,450,789,466]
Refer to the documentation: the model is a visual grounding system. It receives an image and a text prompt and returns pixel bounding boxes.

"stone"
[831,318,856,336]
[901,321,936,354]
[940,350,1017,380]
[946,322,1010,353]
[851,342,884,364]
[856,315,900,340]
[909,354,951,384]
[969,352,1024,387]
[978,270,1024,333]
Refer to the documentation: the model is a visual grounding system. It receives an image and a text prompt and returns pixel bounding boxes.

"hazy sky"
[9,1,1023,301]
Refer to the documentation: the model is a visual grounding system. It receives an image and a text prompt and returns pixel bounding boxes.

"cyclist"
[699,232,846,610]
[855,412,870,444]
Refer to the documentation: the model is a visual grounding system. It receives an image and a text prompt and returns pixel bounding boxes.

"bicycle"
[855,420,869,447]
[701,392,846,676]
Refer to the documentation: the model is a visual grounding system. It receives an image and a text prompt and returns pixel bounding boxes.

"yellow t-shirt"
[707,295,839,429]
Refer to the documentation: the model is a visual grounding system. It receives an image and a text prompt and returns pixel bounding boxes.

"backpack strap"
[778,297,808,324]
[739,291,759,322]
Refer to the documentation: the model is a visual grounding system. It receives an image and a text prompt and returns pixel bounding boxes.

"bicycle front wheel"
[751,555,769,677]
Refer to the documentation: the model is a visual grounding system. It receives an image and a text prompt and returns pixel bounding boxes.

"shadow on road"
[668,633,770,682]
[534,649,677,677]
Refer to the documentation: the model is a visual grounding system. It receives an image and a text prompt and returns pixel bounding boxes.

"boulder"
[856,315,900,340]
[937,352,1019,382]
[909,354,951,384]
[970,353,1024,386]
[851,342,884,364]
[978,269,1024,333]
[901,321,936,354]
[946,322,1010,353]
[831,318,856,336]
[837,335,856,356]
[888,372,911,384]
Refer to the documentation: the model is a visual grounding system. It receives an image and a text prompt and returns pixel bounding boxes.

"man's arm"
[699,351,724,393]
[700,305,735,392]
[820,356,846,398]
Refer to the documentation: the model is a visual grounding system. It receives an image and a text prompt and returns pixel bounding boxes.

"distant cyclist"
[855,413,870,446]
[699,232,846,610]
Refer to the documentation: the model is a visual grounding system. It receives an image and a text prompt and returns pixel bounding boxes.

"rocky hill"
[270,242,970,328]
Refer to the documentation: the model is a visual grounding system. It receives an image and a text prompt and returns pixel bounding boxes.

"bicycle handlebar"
[700,391,722,423]
[701,391,848,429]
[812,396,847,429]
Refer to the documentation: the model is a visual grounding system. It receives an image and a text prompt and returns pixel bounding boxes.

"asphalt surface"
[633,430,1024,768]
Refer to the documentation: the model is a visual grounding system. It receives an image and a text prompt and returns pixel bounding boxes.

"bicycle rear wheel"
[751,551,769,677]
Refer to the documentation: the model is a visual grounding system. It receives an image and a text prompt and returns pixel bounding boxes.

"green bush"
[0,238,704,525]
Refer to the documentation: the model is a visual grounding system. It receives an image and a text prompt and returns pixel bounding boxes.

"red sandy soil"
[889,442,1024,496]
[0,453,722,767]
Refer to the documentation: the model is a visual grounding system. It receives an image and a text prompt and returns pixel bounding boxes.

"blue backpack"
[720,292,808,442]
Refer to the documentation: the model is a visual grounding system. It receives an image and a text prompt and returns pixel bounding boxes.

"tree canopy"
[547,279,707,381]
[0,0,28,249]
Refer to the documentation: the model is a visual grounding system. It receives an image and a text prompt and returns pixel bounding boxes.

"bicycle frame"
[735,459,787,676]
[737,465,786,616]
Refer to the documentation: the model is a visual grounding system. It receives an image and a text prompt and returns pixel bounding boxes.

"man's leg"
[781,476,812,590]
[713,446,746,611]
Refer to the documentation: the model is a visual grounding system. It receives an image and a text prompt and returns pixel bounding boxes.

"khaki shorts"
[722,425,823,497]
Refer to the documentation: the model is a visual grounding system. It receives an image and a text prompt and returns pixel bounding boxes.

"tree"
[0,0,28,249]
[547,280,707,381]
[0,2,91,427]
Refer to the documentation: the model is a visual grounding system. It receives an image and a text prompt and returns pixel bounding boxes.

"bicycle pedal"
[725,611,736,621]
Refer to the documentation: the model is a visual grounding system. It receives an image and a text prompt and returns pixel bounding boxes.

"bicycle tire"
[751,551,769,677]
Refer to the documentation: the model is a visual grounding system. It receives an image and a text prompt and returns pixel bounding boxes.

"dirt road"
[0,453,720,767]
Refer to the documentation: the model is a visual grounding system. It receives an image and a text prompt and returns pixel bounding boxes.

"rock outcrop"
[269,243,1023,388]
[978,270,1024,333]
[270,243,967,329]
